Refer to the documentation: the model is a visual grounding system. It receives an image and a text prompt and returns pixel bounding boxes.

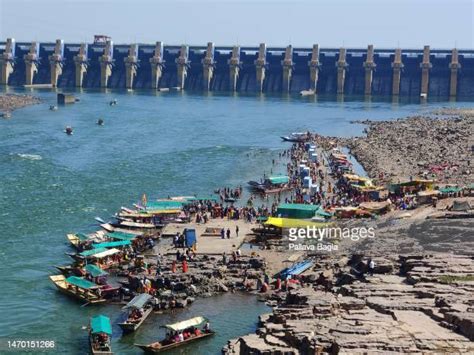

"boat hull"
[135,332,215,353]
[118,307,153,333]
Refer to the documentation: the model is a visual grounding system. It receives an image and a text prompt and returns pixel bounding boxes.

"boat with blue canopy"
[89,315,113,354]
[85,264,108,277]
[93,240,131,249]
[49,274,106,304]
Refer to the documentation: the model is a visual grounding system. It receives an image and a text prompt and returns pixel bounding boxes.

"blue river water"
[0,88,471,354]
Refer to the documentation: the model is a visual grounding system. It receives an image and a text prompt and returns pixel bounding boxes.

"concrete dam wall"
[1,38,474,99]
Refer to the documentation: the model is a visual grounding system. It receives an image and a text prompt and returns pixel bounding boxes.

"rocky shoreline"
[0,94,41,115]
[343,112,474,185]
[223,253,474,354]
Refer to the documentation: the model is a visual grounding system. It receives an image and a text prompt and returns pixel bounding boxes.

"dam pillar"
[282,45,293,93]
[255,43,267,93]
[176,45,189,89]
[73,43,88,88]
[391,48,404,96]
[228,46,241,92]
[363,44,376,95]
[99,40,113,88]
[202,42,215,91]
[124,44,138,89]
[420,45,432,97]
[48,39,64,88]
[336,48,347,95]
[150,41,164,89]
[0,38,15,85]
[308,44,320,92]
[24,42,39,85]
[449,48,460,97]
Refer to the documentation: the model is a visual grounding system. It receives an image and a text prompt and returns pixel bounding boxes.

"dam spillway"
[1,38,474,99]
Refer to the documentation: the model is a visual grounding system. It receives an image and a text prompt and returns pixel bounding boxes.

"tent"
[276,203,320,219]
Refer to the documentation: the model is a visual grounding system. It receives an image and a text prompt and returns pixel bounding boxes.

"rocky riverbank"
[342,112,473,185]
[223,253,474,354]
[0,94,41,115]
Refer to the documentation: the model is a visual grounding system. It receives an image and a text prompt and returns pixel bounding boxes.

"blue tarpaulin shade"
[80,247,108,257]
[84,264,108,277]
[65,276,98,289]
[91,315,112,335]
[267,176,289,185]
[107,231,137,241]
[93,240,131,249]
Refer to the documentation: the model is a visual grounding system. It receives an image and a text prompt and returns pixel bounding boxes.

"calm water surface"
[0,88,471,353]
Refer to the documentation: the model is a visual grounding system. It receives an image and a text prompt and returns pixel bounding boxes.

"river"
[0,88,471,353]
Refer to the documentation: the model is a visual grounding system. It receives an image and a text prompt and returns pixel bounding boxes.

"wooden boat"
[118,293,154,333]
[89,315,113,354]
[49,275,107,304]
[136,332,214,353]
[135,316,214,353]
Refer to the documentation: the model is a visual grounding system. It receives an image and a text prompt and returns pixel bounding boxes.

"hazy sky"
[0,0,473,48]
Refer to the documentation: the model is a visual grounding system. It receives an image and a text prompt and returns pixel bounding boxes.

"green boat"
[89,315,113,354]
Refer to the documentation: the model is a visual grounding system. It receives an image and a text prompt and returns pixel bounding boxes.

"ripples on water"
[0,88,470,353]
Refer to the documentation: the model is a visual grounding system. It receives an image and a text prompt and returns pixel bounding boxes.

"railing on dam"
[1,38,474,99]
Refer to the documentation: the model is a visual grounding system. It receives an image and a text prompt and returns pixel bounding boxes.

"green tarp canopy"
[439,187,462,194]
[468,183,474,189]
[84,264,108,277]
[277,203,320,219]
[256,216,268,222]
[80,247,108,257]
[315,207,333,218]
[107,231,137,241]
[184,196,218,202]
[91,315,112,335]
[65,276,98,289]
[146,200,183,210]
[267,175,289,185]
[93,240,131,249]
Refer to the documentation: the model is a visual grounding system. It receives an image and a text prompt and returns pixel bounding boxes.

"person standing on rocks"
[226,228,231,239]
[236,225,239,237]
[220,228,225,239]
[368,258,375,276]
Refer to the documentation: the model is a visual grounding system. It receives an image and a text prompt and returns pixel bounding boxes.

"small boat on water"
[248,175,293,195]
[118,293,154,333]
[49,275,107,304]
[280,132,311,143]
[135,316,214,353]
[89,315,113,354]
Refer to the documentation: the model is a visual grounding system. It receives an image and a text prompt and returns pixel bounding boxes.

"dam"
[1,38,473,98]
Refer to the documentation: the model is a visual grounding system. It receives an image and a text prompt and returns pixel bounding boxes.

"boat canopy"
[184,195,218,202]
[267,175,289,185]
[93,240,131,249]
[146,200,183,210]
[65,276,98,289]
[91,315,112,335]
[277,203,320,219]
[76,233,88,240]
[85,264,108,277]
[92,248,120,259]
[164,316,207,331]
[439,186,463,194]
[265,217,329,229]
[107,231,137,241]
[80,247,108,257]
[123,293,152,310]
